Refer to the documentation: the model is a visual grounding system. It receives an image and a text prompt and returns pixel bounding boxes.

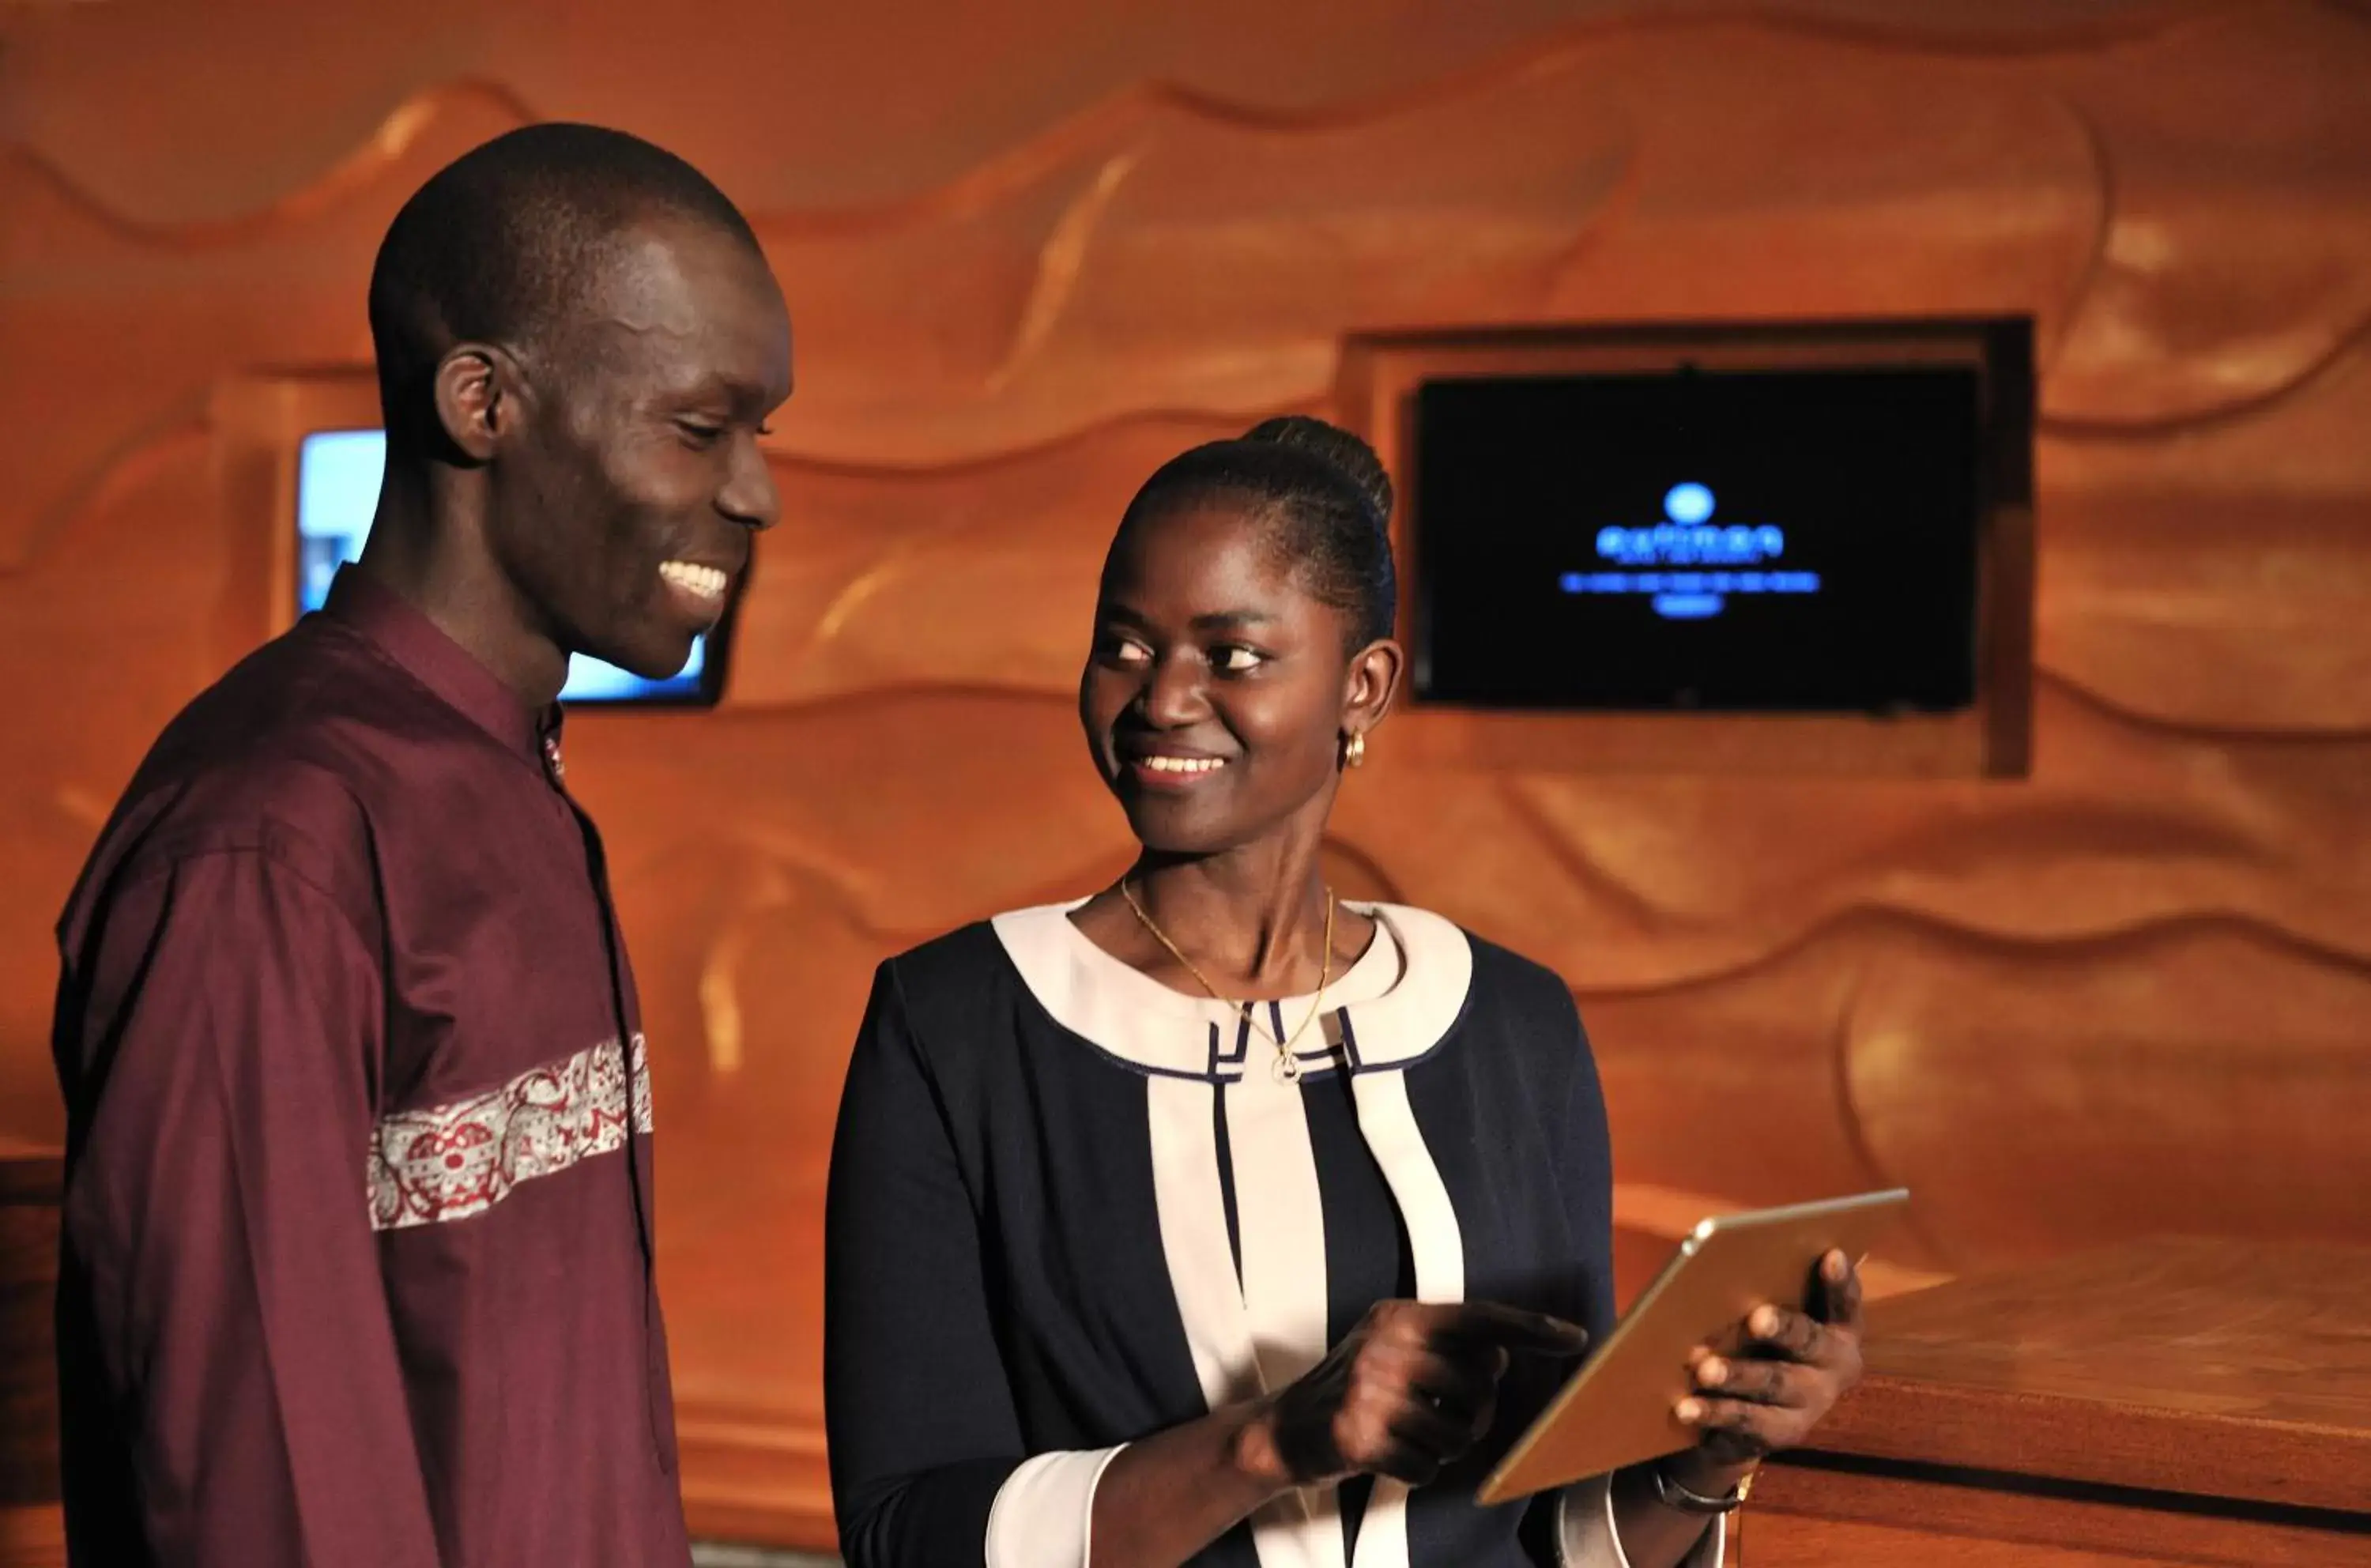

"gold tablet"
[1476,1188,1911,1506]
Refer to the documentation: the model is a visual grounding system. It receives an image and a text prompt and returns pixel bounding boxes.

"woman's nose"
[1140,652,1208,728]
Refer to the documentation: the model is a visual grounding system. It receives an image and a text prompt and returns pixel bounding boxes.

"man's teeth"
[1141,756,1224,775]
[659,561,727,600]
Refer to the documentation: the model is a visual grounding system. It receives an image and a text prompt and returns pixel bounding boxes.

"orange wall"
[5,0,2370,1543]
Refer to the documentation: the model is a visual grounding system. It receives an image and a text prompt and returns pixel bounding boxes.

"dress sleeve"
[55,850,440,1568]
[826,961,1125,1568]
[1554,1476,1726,1568]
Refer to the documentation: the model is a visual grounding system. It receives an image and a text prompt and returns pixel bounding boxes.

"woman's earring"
[1344,731,1366,769]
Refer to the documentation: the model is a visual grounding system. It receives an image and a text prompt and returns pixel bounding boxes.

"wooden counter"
[0,1139,62,1568]
[1744,1237,2371,1566]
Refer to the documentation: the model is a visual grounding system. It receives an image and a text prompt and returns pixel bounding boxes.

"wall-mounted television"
[296,428,730,705]
[1339,319,2034,778]
[1412,365,1981,713]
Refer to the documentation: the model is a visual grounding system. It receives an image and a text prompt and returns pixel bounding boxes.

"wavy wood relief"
[6,4,2360,471]
[0,81,537,251]
[0,2,2240,230]
[552,684,2371,1006]
[0,93,526,571]
[2033,3,2371,425]
[728,413,2371,733]
[732,415,1271,706]
[2038,495,2371,731]
[1841,918,2371,1264]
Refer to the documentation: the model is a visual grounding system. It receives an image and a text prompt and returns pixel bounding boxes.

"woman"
[824,417,1864,1568]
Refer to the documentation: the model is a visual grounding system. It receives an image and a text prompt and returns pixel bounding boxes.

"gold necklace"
[1120,879,1336,1084]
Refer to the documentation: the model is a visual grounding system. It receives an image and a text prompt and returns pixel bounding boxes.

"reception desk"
[1746,1237,2371,1566]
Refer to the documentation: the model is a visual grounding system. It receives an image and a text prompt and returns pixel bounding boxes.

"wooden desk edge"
[0,1144,62,1206]
[1797,1372,2371,1516]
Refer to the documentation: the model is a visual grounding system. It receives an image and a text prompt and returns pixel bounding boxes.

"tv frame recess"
[210,368,748,710]
[1336,318,2034,779]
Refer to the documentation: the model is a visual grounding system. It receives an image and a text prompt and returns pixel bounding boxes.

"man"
[51,123,790,1566]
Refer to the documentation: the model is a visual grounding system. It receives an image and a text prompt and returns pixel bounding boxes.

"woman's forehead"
[1107,502,1297,591]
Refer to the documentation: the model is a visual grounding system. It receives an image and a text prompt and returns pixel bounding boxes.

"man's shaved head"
[368,122,765,455]
[358,122,790,704]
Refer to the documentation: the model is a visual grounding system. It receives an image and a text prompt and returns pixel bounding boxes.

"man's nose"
[719,432,779,530]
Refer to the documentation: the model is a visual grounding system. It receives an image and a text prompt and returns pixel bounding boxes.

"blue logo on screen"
[1559,483,1820,620]
[296,430,707,703]
[1664,481,1716,526]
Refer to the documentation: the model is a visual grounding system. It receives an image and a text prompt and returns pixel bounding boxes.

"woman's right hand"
[1238,1300,1591,1491]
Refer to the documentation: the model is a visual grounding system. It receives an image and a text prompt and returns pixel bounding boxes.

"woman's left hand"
[1674,1248,1865,1468]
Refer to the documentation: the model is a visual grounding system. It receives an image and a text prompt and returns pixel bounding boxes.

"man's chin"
[585,633,696,684]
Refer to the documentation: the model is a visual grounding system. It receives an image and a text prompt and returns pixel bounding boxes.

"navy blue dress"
[824,901,1721,1568]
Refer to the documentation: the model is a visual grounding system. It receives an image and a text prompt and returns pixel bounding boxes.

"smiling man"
[49,125,790,1568]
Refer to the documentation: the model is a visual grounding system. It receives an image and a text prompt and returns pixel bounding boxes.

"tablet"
[1476,1187,1910,1506]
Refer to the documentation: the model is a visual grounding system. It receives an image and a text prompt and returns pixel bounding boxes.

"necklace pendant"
[1273,1050,1302,1085]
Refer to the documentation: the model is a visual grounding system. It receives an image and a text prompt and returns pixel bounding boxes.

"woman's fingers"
[1674,1392,1800,1461]
[1300,1298,1593,1485]
[1366,1434,1449,1487]
[1690,1353,1807,1407]
[1743,1304,1827,1361]
[1815,1250,1866,1331]
[1390,1346,1497,1426]
[1382,1395,1480,1460]
[1438,1300,1592,1359]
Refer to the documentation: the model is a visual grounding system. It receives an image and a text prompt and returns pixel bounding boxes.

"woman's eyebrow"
[1189,610,1281,633]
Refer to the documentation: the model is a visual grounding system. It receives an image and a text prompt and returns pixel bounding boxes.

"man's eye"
[1212,646,1266,673]
[1102,637,1152,666]
[676,419,725,447]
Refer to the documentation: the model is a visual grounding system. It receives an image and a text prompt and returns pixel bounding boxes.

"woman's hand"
[1238,1300,1590,1491]
[1672,1249,1866,1475]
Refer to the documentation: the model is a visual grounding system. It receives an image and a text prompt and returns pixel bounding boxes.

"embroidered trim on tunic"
[366,1035,653,1231]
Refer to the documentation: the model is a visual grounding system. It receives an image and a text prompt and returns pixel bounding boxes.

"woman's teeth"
[1140,756,1224,775]
[659,560,727,601]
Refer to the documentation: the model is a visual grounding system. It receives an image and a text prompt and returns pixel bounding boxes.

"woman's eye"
[1212,645,1266,673]
[1103,637,1152,667]
[676,419,726,447]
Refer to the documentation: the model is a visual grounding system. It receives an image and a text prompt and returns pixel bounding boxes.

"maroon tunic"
[51,571,691,1567]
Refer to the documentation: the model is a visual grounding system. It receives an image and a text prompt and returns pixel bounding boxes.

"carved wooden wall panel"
[3,0,2367,1544]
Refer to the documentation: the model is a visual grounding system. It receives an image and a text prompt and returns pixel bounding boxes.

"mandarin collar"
[322,567,560,770]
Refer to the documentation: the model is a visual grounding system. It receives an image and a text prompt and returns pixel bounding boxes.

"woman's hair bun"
[1241,415,1393,528]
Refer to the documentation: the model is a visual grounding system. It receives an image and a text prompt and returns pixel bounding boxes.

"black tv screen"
[1412,366,1983,712]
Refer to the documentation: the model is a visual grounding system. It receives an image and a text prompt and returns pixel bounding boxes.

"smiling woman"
[822,417,1869,1568]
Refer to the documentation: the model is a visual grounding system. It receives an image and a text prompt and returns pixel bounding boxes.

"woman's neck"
[1125,838,1334,993]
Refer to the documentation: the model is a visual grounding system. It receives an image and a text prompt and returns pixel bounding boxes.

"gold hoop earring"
[1344,732,1366,769]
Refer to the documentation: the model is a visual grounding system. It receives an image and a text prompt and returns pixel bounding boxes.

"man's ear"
[432,344,520,462]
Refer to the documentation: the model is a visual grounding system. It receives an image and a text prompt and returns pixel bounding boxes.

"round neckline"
[1057,897,1401,1020]
[989,899,1476,1081]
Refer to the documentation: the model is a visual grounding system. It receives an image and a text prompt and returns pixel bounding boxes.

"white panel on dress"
[1227,1044,1348,1568]
[1145,1075,1259,1412]
[1144,1070,1332,1568]
[1345,1067,1467,1568]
